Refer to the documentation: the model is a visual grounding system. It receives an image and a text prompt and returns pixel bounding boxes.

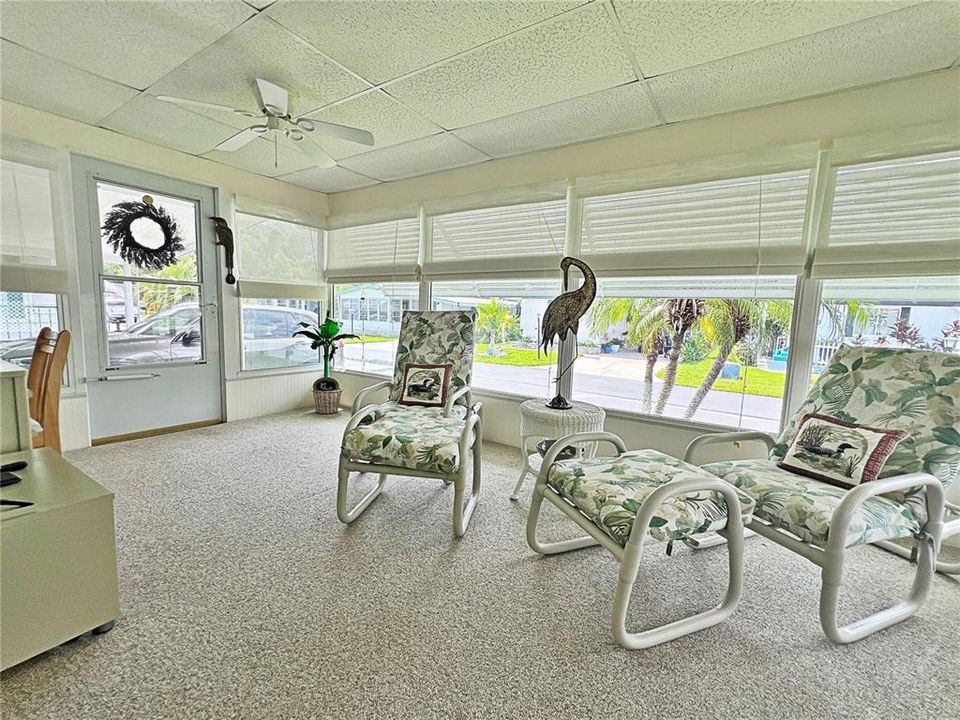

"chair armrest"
[459,401,483,449]
[444,385,472,418]
[342,404,383,437]
[536,431,628,485]
[683,431,776,464]
[352,380,393,414]
[827,473,946,555]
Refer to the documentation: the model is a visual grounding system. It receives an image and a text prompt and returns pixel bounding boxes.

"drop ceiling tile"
[0,1,253,89]
[267,0,582,84]
[202,134,315,177]
[278,166,379,193]
[340,133,489,182]
[0,40,139,124]
[99,95,238,155]
[648,3,960,124]
[148,15,369,126]
[454,81,660,158]
[298,90,442,160]
[613,0,916,77]
[384,3,635,129]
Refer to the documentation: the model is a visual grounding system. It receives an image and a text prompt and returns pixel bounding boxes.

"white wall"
[0,100,329,449]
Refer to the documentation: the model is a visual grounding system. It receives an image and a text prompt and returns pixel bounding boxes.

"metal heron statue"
[540,256,597,409]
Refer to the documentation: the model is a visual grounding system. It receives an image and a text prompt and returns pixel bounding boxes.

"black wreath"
[102,201,185,271]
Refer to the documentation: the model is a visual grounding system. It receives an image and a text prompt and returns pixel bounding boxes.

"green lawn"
[343,335,393,344]
[474,344,557,367]
[657,357,786,398]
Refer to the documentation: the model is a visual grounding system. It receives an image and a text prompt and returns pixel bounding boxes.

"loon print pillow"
[778,413,907,489]
[398,363,452,407]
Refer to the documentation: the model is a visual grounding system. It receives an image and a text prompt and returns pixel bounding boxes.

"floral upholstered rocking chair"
[338,310,482,537]
[688,345,958,643]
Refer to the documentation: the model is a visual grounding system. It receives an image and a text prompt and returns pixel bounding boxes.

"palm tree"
[589,297,668,413]
[683,299,759,418]
[654,298,705,415]
[475,298,517,356]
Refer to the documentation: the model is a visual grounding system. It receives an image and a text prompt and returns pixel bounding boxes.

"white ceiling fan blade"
[155,95,251,115]
[298,119,375,147]
[292,135,337,169]
[215,128,261,152]
[256,78,289,116]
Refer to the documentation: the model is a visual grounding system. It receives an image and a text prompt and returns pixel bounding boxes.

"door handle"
[84,373,160,382]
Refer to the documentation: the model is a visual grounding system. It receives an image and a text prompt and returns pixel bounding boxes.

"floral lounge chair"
[338,310,482,537]
[688,345,957,643]
[527,436,753,649]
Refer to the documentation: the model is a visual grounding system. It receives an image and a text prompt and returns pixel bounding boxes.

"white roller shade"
[580,170,810,276]
[425,199,566,279]
[813,151,960,278]
[235,211,323,299]
[0,159,66,292]
[326,217,420,282]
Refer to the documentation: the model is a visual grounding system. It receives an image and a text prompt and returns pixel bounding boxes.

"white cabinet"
[0,360,30,453]
[1,448,120,670]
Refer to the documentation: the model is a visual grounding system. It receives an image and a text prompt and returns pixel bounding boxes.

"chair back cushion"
[389,311,477,402]
[772,345,960,487]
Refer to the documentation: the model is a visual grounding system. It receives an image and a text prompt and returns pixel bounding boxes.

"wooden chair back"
[26,327,70,454]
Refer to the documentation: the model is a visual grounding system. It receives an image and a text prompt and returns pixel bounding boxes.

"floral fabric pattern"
[342,404,465,474]
[772,346,960,493]
[547,449,755,547]
[701,458,923,548]
[389,311,477,404]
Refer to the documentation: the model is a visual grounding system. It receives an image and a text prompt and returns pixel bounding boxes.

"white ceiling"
[1,0,957,194]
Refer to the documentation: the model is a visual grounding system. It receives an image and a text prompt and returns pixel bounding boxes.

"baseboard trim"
[91,419,222,446]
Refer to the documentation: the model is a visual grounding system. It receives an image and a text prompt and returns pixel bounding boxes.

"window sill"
[333,368,778,436]
[230,364,322,381]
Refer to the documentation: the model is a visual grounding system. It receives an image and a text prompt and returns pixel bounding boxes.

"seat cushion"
[547,449,755,547]
[701,458,923,548]
[374,400,466,421]
[342,404,466,475]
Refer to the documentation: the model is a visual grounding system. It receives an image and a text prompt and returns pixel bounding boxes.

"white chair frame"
[685,431,949,643]
[527,432,747,650]
[337,382,482,537]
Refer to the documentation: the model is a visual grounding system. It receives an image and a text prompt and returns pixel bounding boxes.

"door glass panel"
[97,182,199,282]
[105,280,202,367]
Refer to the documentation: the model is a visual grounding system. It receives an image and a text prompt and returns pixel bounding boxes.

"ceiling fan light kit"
[155,78,375,170]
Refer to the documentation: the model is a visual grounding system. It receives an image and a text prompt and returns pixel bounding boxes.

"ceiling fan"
[155,78,375,169]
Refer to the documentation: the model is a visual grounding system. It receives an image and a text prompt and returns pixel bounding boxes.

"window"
[234,212,324,372]
[241,299,321,371]
[334,282,419,376]
[813,151,960,278]
[428,200,566,277]
[814,276,960,373]
[431,279,562,396]
[0,291,61,369]
[326,218,420,281]
[572,276,797,432]
[236,213,322,286]
[1,160,57,268]
[580,170,810,276]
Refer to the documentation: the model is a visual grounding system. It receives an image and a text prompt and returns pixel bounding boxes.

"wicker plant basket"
[313,388,342,415]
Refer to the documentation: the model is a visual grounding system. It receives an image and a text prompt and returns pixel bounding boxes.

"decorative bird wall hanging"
[210,216,236,285]
[540,256,597,409]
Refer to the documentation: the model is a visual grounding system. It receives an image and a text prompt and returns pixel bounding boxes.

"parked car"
[114,304,319,366]
[107,304,203,365]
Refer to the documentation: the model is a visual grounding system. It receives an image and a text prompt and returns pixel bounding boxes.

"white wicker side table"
[511,399,606,500]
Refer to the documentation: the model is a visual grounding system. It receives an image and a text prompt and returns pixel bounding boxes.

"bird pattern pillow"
[778,413,907,489]
[398,363,452,407]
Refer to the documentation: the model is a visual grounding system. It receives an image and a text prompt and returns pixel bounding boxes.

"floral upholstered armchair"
[337,310,482,537]
[687,345,959,643]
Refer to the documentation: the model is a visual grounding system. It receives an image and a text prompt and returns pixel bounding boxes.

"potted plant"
[293,312,359,414]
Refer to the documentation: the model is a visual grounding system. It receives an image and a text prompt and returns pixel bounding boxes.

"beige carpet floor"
[1,410,958,720]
